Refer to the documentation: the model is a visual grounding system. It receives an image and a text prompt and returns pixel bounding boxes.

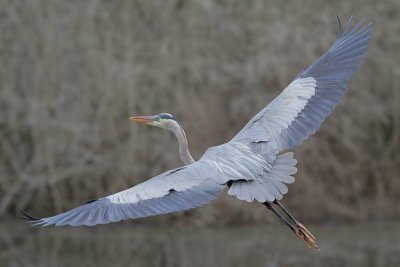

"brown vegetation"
[0,0,399,224]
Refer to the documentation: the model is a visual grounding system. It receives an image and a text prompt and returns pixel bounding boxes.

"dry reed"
[0,0,399,224]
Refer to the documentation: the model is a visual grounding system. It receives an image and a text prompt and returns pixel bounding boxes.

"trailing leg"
[263,202,297,233]
[264,201,319,251]
[273,200,318,250]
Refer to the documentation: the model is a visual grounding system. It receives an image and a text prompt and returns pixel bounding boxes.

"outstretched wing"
[232,17,372,154]
[26,165,225,226]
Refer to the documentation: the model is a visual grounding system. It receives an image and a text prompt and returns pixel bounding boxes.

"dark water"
[1,220,399,267]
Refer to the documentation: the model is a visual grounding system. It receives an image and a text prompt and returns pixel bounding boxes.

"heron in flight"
[21,17,371,250]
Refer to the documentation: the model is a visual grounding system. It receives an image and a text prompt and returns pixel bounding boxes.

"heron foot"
[264,201,319,251]
[294,222,319,251]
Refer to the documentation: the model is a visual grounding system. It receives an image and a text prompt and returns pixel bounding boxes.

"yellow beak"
[129,115,156,124]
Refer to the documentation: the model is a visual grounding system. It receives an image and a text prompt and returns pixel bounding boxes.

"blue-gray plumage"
[21,17,371,250]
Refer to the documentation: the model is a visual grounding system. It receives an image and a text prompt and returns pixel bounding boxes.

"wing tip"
[336,15,342,36]
[17,209,42,223]
[336,15,372,38]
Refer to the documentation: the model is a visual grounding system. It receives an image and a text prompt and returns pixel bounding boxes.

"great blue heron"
[21,17,371,251]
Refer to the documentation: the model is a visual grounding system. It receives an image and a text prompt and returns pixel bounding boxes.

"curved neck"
[170,124,195,165]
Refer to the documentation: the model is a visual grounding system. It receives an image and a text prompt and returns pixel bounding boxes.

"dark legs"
[274,200,299,224]
[264,202,296,232]
[263,200,319,250]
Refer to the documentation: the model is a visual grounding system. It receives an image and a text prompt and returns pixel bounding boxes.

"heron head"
[130,113,179,130]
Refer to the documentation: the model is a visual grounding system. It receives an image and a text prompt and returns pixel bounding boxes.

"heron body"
[21,17,371,250]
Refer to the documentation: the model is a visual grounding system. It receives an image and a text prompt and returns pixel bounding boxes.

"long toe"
[295,223,319,251]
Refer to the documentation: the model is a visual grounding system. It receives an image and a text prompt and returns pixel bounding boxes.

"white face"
[155,113,179,130]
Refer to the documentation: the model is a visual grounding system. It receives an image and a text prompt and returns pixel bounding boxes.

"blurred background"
[0,0,399,266]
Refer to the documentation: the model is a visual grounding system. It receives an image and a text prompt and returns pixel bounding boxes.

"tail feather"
[228,152,297,202]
